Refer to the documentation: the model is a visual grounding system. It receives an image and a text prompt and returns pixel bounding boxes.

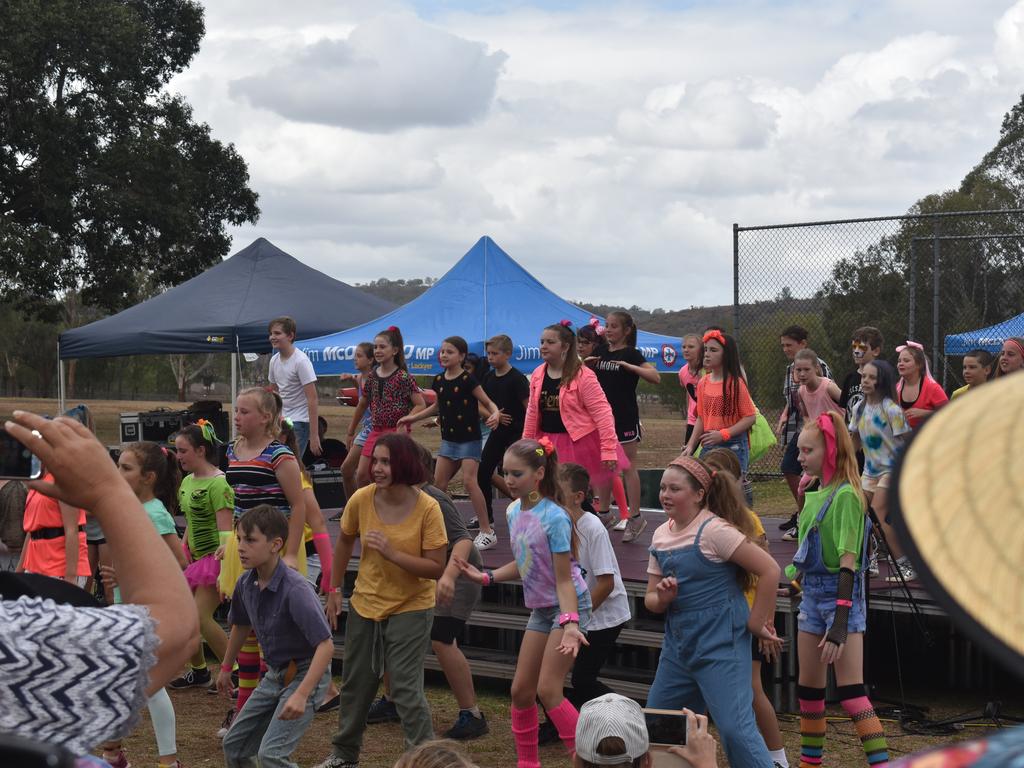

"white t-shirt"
[575,512,631,632]
[269,348,317,422]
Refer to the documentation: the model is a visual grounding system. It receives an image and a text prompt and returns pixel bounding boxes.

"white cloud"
[176,0,1024,310]
[617,79,780,150]
[228,13,507,132]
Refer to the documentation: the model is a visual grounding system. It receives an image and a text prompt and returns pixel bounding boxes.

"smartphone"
[643,708,688,768]
[0,428,42,480]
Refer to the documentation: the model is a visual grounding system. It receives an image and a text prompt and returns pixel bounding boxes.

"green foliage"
[0,0,259,318]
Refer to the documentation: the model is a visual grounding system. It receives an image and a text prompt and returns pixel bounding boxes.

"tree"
[168,353,215,401]
[0,0,259,318]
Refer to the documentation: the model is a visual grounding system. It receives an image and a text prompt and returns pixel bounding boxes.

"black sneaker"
[537,718,560,746]
[444,709,489,740]
[216,707,235,739]
[169,666,212,689]
[466,517,480,530]
[366,695,400,724]
[778,512,798,531]
[781,525,799,542]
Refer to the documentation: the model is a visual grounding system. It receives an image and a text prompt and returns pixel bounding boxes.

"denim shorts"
[353,421,372,447]
[438,439,483,462]
[525,591,592,634]
[781,433,802,476]
[798,573,867,636]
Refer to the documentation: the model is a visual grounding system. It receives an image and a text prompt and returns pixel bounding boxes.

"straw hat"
[890,374,1024,679]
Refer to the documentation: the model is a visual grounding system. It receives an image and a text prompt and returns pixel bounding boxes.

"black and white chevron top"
[0,596,157,756]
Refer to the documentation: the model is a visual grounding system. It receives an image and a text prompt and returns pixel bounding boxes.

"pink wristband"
[481,570,494,586]
[719,428,731,441]
[835,599,854,608]
[558,612,580,627]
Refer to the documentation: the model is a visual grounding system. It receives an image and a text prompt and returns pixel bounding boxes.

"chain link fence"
[733,209,1024,476]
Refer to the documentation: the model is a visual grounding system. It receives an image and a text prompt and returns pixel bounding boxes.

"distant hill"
[351,277,819,337]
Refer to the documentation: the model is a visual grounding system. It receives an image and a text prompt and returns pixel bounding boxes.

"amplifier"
[311,468,346,511]
[119,410,189,445]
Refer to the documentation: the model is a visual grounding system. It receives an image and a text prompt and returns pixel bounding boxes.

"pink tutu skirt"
[540,430,630,488]
[185,553,221,591]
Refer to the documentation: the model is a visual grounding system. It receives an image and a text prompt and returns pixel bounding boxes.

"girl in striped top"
[217,387,306,730]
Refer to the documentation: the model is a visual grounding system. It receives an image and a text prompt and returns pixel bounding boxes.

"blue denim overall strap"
[792,483,845,576]
[651,517,745,613]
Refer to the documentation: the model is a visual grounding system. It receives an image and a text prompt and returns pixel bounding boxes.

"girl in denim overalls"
[645,454,781,768]
[786,412,889,767]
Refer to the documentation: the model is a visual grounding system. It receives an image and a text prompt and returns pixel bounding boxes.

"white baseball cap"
[576,693,650,765]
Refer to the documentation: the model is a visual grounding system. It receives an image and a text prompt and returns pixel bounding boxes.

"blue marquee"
[300,236,683,376]
[944,312,1024,355]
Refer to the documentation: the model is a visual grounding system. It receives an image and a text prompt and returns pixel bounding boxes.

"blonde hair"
[801,412,866,510]
[392,739,478,768]
[237,387,282,439]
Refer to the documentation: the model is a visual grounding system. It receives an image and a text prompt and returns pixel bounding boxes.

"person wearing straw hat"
[885,374,1024,767]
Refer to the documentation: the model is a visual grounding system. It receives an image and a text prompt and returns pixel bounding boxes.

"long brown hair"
[544,322,582,386]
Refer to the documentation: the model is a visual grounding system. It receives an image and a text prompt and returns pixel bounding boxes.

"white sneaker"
[885,561,917,583]
[474,530,498,551]
[612,518,628,531]
[867,549,880,577]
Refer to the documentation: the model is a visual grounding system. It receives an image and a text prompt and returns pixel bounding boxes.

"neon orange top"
[21,473,90,578]
[696,376,756,432]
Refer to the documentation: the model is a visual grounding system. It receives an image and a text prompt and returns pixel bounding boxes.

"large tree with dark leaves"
[0,0,259,318]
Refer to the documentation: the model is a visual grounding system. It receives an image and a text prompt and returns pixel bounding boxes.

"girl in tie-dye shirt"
[455,438,590,768]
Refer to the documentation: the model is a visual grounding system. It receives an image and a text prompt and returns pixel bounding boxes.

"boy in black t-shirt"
[839,326,884,428]
[474,335,530,529]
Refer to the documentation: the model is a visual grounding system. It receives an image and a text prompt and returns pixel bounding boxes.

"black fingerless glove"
[825,567,856,647]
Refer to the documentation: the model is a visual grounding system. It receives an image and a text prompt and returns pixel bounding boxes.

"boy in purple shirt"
[219,505,334,768]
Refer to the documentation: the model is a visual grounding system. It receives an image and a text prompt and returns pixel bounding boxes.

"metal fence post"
[733,223,740,336]
[909,239,917,340]
[933,221,941,372]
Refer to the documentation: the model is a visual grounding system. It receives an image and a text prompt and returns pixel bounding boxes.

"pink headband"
[816,413,837,485]
[668,455,713,492]
[1005,339,1024,357]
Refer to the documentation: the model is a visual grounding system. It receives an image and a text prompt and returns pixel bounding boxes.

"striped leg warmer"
[838,684,888,766]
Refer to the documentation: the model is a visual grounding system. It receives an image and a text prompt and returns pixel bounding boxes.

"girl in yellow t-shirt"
[321,433,447,767]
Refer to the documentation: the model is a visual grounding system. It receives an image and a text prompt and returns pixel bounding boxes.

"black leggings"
[477,429,520,516]
[568,623,625,707]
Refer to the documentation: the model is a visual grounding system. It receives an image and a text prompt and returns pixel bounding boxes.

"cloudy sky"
[172,0,1024,310]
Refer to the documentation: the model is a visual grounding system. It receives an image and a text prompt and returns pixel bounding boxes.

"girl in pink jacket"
[523,321,631,523]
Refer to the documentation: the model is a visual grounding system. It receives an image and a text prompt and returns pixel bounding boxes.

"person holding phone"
[574,693,718,768]
[1,410,197,761]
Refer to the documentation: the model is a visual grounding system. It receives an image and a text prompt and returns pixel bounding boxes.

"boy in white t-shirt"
[268,316,320,458]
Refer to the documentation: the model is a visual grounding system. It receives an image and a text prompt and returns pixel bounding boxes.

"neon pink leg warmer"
[511,704,541,768]
[546,697,580,756]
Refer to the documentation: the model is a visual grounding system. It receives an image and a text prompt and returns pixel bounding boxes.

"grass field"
[6,396,986,766]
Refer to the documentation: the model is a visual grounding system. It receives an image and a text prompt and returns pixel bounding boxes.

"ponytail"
[506,438,576,558]
[544,322,582,386]
[801,412,865,510]
[238,387,282,439]
[608,310,638,348]
[122,441,182,515]
[377,326,408,372]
